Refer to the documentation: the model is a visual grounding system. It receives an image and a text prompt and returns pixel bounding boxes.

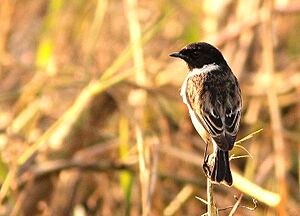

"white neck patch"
[188,63,220,78]
[180,63,220,105]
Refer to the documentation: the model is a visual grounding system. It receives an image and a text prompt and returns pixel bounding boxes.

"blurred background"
[0,0,300,215]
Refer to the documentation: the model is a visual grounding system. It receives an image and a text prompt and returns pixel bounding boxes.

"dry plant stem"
[136,126,150,216]
[160,144,281,207]
[0,0,16,58]
[15,11,167,164]
[119,116,132,216]
[232,172,280,207]
[20,160,134,180]
[5,12,166,207]
[207,2,300,47]
[228,194,243,216]
[163,184,194,216]
[231,0,259,79]
[85,0,107,62]
[125,0,151,214]
[17,70,133,164]
[49,170,80,216]
[0,167,17,205]
[261,0,287,214]
[207,178,218,216]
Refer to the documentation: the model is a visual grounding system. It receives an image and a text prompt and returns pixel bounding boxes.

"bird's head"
[169,42,227,70]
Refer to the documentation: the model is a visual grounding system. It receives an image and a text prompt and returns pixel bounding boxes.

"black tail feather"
[211,149,233,186]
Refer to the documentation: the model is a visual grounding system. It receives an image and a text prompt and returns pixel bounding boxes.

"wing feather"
[184,69,241,151]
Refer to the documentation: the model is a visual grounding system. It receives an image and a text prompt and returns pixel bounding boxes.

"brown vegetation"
[0,0,300,215]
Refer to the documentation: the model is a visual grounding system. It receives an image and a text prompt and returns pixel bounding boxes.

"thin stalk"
[260,0,287,214]
[207,178,218,216]
[124,0,153,215]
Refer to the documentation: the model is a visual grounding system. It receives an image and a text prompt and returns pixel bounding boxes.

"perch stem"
[207,178,218,216]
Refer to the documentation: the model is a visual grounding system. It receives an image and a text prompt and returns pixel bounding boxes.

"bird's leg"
[203,140,211,176]
[204,140,209,164]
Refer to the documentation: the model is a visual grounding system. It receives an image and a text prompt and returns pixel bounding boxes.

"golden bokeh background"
[0,0,300,215]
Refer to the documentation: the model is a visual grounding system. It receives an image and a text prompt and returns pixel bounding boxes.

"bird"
[169,42,242,186]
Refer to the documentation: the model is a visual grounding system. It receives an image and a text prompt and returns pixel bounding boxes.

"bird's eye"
[193,51,201,56]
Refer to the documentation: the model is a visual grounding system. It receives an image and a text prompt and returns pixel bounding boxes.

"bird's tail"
[211,149,233,186]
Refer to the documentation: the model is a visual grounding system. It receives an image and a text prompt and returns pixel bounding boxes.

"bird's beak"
[169,52,184,58]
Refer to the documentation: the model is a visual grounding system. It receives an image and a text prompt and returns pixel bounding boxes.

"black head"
[169,42,227,70]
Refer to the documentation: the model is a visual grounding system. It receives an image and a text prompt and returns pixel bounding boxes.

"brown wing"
[186,70,242,151]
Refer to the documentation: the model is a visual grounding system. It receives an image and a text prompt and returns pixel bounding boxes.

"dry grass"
[0,0,300,215]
